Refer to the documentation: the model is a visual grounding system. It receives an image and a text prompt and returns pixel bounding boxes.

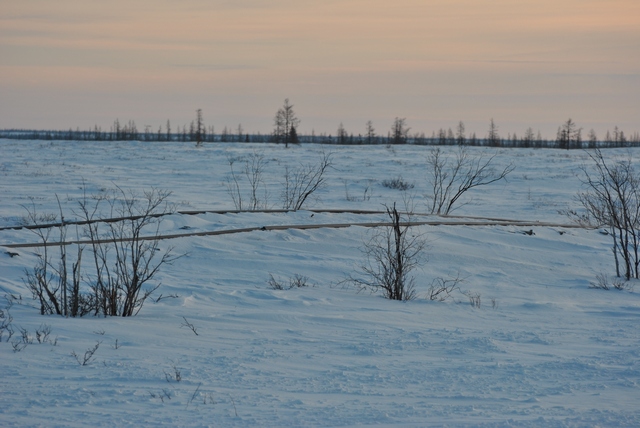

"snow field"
[1,140,639,426]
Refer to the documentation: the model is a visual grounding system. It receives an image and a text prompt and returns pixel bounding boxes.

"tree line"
[2,100,638,149]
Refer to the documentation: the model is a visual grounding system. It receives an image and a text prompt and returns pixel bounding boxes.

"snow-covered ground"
[1,140,639,427]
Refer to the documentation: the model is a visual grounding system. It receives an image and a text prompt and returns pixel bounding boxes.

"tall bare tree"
[274,98,300,148]
[390,117,410,145]
[195,109,204,146]
[337,123,348,144]
[556,118,581,150]
[456,121,466,145]
[365,120,376,144]
[487,118,500,147]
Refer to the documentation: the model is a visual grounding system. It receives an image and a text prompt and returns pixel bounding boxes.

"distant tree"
[523,128,535,148]
[366,120,376,144]
[469,132,477,146]
[448,128,456,145]
[587,129,598,149]
[536,130,544,148]
[556,118,581,150]
[237,124,244,142]
[437,129,447,146]
[194,109,204,146]
[456,121,466,145]
[273,98,300,148]
[221,126,229,142]
[511,132,518,147]
[189,120,195,142]
[487,118,500,147]
[390,117,410,145]
[337,123,348,144]
[605,130,613,147]
[113,119,121,140]
[289,126,300,145]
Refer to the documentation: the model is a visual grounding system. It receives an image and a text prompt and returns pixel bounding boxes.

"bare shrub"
[22,201,64,315]
[11,339,27,353]
[35,324,52,344]
[281,151,333,210]
[165,364,182,383]
[19,326,33,344]
[344,179,372,202]
[267,273,312,290]
[225,151,270,210]
[591,272,630,291]
[23,186,177,317]
[426,147,514,215]
[0,298,14,342]
[78,187,178,316]
[71,341,101,366]
[427,276,461,301]
[181,317,199,336]
[348,203,426,301]
[464,291,482,308]
[149,389,172,403]
[590,272,611,290]
[382,176,415,191]
[568,149,640,280]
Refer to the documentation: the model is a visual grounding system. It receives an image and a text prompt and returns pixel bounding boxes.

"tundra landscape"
[1,139,639,426]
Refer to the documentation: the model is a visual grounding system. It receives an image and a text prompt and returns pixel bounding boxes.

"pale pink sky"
[1,0,638,138]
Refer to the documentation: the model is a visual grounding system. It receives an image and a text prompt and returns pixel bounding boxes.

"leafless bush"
[11,338,27,353]
[426,276,461,301]
[590,272,611,290]
[19,326,33,344]
[281,151,333,210]
[568,149,640,280]
[347,203,426,301]
[267,273,312,290]
[590,272,630,291]
[344,179,372,202]
[6,320,56,351]
[465,291,482,308]
[154,293,179,303]
[225,151,270,210]
[71,341,101,366]
[165,364,182,383]
[23,186,177,317]
[0,296,15,342]
[426,147,514,215]
[181,317,199,336]
[35,324,52,344]
[150,389,172,403]
[382,176,414,191]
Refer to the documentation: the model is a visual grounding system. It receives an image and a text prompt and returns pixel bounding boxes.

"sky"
[1,0,639,139]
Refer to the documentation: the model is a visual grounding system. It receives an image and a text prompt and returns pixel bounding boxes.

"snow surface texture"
[1,140,639,427]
